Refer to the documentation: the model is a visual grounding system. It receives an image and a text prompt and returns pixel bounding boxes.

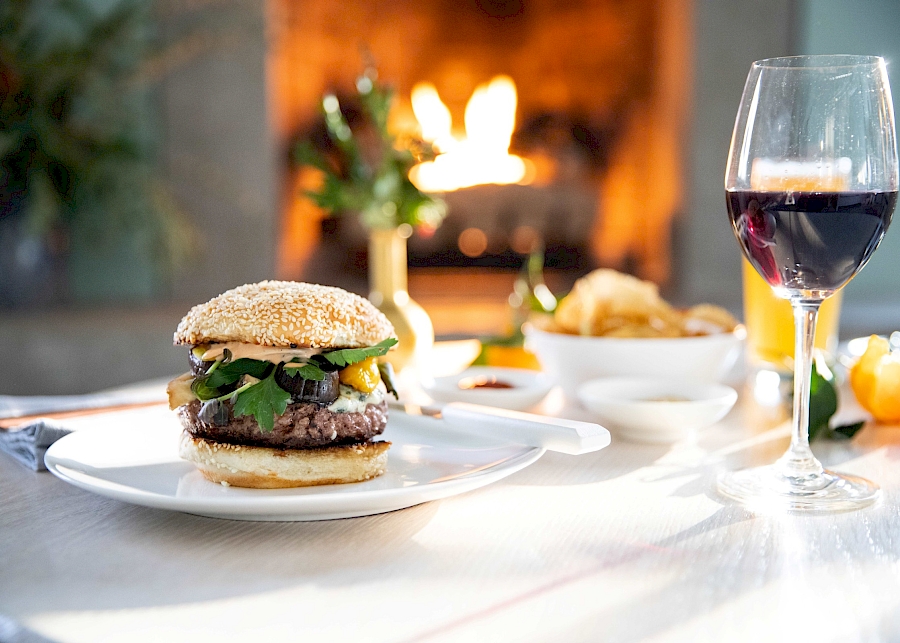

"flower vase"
[367,228,434,372]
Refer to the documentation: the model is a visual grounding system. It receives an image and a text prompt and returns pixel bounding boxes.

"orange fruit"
[482,346,542,371]
[850,335,900,423]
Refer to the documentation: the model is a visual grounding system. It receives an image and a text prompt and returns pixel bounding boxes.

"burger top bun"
[174,281,395,348]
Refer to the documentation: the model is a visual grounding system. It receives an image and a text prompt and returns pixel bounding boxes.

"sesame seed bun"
[174,281,395,348]
[179,432,391,488]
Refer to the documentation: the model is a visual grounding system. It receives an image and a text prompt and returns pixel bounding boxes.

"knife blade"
[389,400,610,455]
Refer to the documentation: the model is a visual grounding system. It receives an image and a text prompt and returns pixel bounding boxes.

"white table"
[2,389,900,643]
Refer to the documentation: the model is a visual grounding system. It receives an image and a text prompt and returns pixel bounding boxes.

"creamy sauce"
[328,383,386,414]
[199,342,322,364]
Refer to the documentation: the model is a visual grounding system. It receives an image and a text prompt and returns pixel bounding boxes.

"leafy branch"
[0,0,192,287]
[293,68,446,231]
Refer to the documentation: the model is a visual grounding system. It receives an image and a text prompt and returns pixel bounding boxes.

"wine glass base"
[717,466,880,513]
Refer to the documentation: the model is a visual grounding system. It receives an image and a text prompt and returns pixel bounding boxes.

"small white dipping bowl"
[577,377,738,443]
[422,366,555,411]
[525,325,744,396]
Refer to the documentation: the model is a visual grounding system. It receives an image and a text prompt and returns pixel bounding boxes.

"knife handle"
[440,402,610,455]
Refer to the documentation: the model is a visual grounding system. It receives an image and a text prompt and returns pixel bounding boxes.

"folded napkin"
[0,420,74,471]
[0,379,169,471]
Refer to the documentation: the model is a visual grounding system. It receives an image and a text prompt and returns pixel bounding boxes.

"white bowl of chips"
[527,326,743,396]
[524,270,744,395]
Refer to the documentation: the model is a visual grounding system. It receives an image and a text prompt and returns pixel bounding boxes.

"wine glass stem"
[778,299,824,480]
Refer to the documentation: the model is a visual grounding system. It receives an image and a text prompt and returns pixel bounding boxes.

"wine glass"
[721,55,898,512]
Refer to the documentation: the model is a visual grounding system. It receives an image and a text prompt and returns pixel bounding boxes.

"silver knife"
[389,400,610,455]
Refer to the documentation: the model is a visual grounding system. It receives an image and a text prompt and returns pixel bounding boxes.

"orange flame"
[409,75,534,192]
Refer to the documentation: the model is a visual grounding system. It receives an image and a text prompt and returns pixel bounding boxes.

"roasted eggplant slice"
[189,349,216,376]
[275,367,340,404]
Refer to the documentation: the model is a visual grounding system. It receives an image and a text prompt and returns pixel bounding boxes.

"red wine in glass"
[720,55,898,512]
[727,190,896,295]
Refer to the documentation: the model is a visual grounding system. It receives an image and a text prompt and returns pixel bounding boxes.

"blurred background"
[2,0,899,394]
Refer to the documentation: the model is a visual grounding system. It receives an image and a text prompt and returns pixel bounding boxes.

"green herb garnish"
[282,361,328,381]
[317,338,398,368]
[232,371,291,432]
[205,358,271,390]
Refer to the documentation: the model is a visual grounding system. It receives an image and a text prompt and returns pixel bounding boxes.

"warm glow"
[510,225,540,254]
[458,227,488,257]
[409,75,533,192]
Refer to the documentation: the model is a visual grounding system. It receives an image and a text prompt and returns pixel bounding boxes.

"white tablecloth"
[2,387,899,643]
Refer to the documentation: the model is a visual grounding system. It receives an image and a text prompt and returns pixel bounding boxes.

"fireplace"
[268,0,690,292]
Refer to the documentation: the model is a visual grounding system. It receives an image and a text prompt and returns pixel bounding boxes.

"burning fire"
[409,75,533,192]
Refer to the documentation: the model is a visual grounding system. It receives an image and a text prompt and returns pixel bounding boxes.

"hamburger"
[167,281,399,488]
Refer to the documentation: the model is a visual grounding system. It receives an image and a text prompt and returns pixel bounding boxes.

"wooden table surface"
[2,384,900,642]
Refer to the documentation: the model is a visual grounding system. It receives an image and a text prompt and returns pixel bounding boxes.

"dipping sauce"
[458,376,516,390]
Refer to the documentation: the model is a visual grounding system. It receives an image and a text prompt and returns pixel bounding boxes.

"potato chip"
[551,269,736,338]
[681,304,740,336]
[603,324,680,338]
[554,269,681,337]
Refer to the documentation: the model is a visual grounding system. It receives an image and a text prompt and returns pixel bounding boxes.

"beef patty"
[179,398,388,449]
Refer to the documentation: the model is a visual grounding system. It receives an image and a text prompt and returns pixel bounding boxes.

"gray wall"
[677,0,795,310]
[0,1,279,396]
[799,0,900,309]
[157,0,278,304]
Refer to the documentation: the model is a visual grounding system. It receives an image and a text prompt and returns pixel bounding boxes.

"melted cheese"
[327,383,386,414]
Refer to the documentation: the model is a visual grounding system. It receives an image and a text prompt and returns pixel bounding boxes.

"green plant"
[0,0,190,298]
[293,68,446,231]
[807,360,865,441]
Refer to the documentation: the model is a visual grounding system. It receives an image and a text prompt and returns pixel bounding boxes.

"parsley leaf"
[191,358,273,401]
[318,338,398,368]
[232,371,291,432]
[282,361,327,381]
[206,358,271,389]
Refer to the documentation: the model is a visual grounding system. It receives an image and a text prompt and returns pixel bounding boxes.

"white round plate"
[44,413,544,521]
[422,366,554,411]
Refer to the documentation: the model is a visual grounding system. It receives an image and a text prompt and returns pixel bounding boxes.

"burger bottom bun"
[179,431,390,489]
